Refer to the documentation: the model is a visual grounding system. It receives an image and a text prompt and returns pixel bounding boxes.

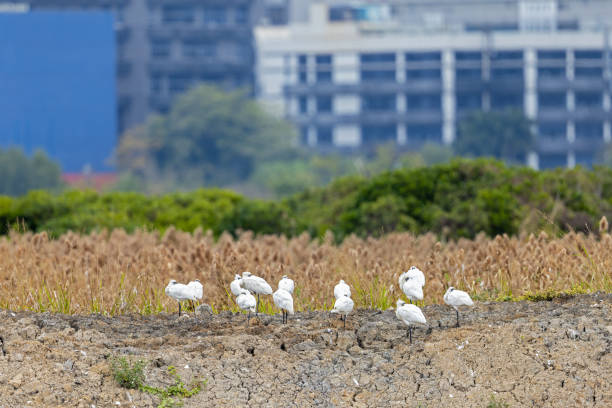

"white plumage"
[273,288,294,324]
[401,277,424,303]
[278,275,295,294]
[331,294,354,328]
[333,279,351,299]
[395,299,427,343]
[241,272,273,315]
[399,266,426,288]
[443,287,474,327]
[187,279,203,300]
[165,280,197,316]
[230,274,243,297]
[236,289,257,326]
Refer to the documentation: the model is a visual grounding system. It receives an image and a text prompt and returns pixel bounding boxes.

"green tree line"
[2,159,612,240]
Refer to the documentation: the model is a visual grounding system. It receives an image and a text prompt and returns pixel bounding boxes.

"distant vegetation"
[0,148,64,196]
[2,159,612,240]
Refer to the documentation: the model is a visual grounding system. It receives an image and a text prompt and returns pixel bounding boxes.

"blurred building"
[23,0,268,135]
[0,11,116,172]
[256,0,612,168]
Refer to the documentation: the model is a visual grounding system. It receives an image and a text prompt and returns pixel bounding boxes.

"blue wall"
[0,11,116,172]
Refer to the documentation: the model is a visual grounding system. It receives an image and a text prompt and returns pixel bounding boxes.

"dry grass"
[0,227,610,315]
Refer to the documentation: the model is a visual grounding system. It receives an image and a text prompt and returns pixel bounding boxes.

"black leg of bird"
[178,302,181,317]
[409,326,412,344]
[456,309,460,327]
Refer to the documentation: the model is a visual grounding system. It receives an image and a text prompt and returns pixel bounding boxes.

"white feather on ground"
[230,274,243,297]
[333,280,351,299]
[278,275,295,294]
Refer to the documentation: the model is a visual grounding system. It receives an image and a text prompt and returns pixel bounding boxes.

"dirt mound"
[0,294,610,407]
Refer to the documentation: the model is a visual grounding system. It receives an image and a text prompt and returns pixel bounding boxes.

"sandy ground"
[0,293,610,407]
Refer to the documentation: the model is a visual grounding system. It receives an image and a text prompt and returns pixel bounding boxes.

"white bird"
[165,280,197,317]
[187,279,203,309]
[331,294,354,329]
[278,275,295,294]
[230,274,243,297]
[273,288,294,324]
[399,266,426,288]
[240,272,273,315]
[444,287,474,327]
[400,276,424,304]
[236,289,256,326]
[395,299,427,344]
[333,279,351,299]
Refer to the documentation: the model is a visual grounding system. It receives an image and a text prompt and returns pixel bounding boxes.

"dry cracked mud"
[0,293,610,407]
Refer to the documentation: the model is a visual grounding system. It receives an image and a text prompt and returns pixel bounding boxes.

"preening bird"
[187,279,203,309]
[395,299,427,344]
[331,294,354,329]
[273,288,294,324]
[278,275,295,294]
[236,289,257,326]
[240,272,273,315]
[165,280,197,317]
[333,279,351,299]
[230,274,243,297]
[399,266,426,288]
[400,276,424,304]
[443,287,474,327]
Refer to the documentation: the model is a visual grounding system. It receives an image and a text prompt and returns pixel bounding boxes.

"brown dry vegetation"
[0,227,610,315]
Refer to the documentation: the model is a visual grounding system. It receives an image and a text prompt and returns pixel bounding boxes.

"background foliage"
[2,159,612,240]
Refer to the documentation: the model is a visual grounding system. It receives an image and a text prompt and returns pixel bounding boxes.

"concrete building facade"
[256,1,612,168]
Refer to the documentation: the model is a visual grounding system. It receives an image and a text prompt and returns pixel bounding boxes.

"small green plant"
[487,394,509,408]
[141,366,206,408]
[110,356,146,389]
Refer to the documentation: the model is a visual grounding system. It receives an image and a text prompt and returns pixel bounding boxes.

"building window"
[406,124,442,142]
[575,92,602,108]
[456,92,481,111]
[455,51,481,61]
[298,72,308,84]
[575,67,603,78]
[362,125,396,144]
[204,7,227,25]
[575,121,603,140]
[150,75,162,93]
[406,94,440,111]
[362,94,396,112]
[360,53,395,83]
[405,52,440,62]
[574,50,602,60]
[538,92,566,109]
[538,50,565,60]
[538,67,565,78]
[300,126,309,145]
[298,96,308,114]
[315,54,332,83]
[491,50,523,60]
[235,6,248,24]
[575,152,594,168]
[456,68,482,80]
[316,95,332,113]
[490,68,523,80]
[182,41,215,58]
[317,126,333,145]
[406,69,440,80]
[298,54,307,84]
[168,74,193,94]
[491,92,523,110]
[162,5,194,23]
[539,153,567,169]
[151,39,171,58]
[538,122,566,138]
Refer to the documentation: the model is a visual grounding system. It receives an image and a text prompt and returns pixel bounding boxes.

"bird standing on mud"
[395,299,427,344]
[273,287,294,324]
[240,272,273,316]
[400,276,424,304]
[187,279,203,310]
[165,280,198,317]
[230,274,243,297]
[444,287,474,327]
[236,289,257,326]
[333,279,351,299]
[331,293,354,329]
[278,275,295,294]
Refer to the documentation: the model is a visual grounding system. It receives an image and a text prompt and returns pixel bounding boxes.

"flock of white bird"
[165,265,474,343]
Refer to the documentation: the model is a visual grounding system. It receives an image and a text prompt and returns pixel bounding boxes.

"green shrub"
[111,356,146,389]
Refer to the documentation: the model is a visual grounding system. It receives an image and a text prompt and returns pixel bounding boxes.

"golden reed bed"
[0,225,610,314]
